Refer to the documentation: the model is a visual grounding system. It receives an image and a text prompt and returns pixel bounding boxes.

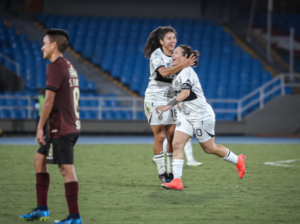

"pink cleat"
[161,178,184,190]
[236,154,246,178]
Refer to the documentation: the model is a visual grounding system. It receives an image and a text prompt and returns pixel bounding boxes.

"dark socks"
[65,182,80,217]
[36,173,50,210]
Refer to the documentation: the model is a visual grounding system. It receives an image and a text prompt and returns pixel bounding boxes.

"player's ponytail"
[179,45,200,67]
[144,26,177,58]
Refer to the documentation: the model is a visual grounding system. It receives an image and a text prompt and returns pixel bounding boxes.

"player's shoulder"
[180,66,194,75]
[150,48,163,59]
[46,58,70,77]
[47,58,65,69]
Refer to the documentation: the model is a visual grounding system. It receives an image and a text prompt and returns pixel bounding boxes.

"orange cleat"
[236,154,246,178]
[161,178,184,190]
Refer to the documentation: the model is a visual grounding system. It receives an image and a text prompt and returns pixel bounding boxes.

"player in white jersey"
[156,45,246,190]
[143,27,196,183]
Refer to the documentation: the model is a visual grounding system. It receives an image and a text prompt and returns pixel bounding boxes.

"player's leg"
[165,124,176,181]
[161,130,190,190]
[200,138,246,178]
[151,125,169,182]
[53,133,82,224]
[162,117,193,190]
[184,139,202,166]
[20,145,50,221]
[34,152,50,213]
[162,138,168,154]
[196,119,246,178]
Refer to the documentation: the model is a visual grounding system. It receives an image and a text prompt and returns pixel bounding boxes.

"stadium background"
[0,1,300,224]
[0,0,300,136]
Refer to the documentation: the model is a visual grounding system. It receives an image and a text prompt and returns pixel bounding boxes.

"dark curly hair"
[143,26,177,58]
[178,45,200,67]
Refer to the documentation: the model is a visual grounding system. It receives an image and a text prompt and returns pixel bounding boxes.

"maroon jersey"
[46,57,80,138]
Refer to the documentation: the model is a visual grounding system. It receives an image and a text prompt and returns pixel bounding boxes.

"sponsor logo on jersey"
[177,122,181,127]
[186,79,192,84]
[69,65,78,78]
[158,114,163,120]
[175,80,179,87]
[153,58,160,66]
[164,86,175,98]
[182,104,190,115]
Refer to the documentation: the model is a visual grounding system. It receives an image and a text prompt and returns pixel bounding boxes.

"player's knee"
[202,146,215,154]
[155,133,165,144]
[166,132,174,143]
[34,153,43,167]
[172,140,181,151]
[59,166,66,177]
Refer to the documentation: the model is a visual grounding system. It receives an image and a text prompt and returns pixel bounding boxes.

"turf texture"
[0,144,299,224]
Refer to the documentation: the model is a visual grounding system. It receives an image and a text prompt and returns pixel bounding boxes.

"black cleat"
[158,172,169,183]
[166,173,173,183]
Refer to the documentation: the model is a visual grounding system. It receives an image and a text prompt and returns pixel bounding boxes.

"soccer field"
[0,144,300,224]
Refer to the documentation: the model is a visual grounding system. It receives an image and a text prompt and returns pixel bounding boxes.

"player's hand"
[36,128,46,145]
[155,105,172,115]
[182,54,197,67]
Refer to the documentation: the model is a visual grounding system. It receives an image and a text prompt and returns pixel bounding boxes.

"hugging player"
[156,45,246,190]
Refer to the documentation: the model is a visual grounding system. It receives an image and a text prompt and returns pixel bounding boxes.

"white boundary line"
[264,159,300,167]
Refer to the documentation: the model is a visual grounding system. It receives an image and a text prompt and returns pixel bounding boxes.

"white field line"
[264,159,300,167]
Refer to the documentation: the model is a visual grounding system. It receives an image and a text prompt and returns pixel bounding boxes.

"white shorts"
[144,101,178,126]
[175,116,215,143]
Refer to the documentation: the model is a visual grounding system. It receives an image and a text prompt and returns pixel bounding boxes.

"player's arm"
[158,54,196,78]
[36,90,56,145]
[155,89,190,114]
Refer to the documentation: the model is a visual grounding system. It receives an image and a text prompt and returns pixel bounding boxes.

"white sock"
[167,152,173,173]
[222,148,238,164]
[172,159,184,179]
[153,152,165,175]
[162,138,168,154]
[184,138,195,162]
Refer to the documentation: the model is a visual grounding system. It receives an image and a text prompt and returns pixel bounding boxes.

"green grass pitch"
[0,144,300,224]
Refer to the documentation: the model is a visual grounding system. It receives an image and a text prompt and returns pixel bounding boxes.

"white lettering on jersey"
[69,65,78,78]
[69,79,79,87]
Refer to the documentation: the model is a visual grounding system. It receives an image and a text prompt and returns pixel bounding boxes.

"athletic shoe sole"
[161,184,183,191]
[20,217,50,221]
[187,162,202,166]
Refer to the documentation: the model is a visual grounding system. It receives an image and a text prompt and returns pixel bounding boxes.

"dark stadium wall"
[0,64,24,92]
[41,0,300,20]
[43,0,203,18]
[2,0,300,18]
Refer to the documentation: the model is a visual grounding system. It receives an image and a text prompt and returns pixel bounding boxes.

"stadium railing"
[0,74,298,121]
[0,52,20,76]
[0,96,144,120]
[208,74,300,121]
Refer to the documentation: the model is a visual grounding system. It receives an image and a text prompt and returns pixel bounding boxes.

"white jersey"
[173,67,215,123]
[144,48,175,103]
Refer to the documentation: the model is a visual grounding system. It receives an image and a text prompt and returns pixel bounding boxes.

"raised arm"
[158,54,196,78]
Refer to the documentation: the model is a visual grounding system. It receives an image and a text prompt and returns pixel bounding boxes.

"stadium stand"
[252,14,300,72]
[0,15,294,121]
[0,19,145,120]
[35,15,293,120]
